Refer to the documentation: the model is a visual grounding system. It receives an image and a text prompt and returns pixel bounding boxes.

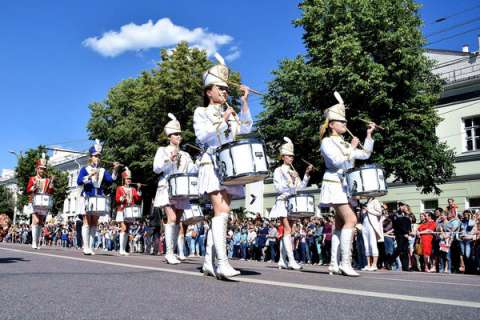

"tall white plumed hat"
[203,53,229,88]
[164,113,182,136]
[280,137,295,156]
[325,91,346,122]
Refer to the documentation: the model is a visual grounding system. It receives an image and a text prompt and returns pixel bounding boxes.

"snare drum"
[168,173,199,199]
[181,204,204,225]
[345,164,387,197]
[216,139,269,186]
[32,193,53,213]
[286,193,315,218]
[85,196,111,216]
[124,205,142,220]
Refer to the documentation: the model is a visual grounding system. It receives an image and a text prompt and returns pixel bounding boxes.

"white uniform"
[270,165,310,218]
[193,103,252,197]
[153,145,197,209]
[319,135,374,205]
[362,198,384,257]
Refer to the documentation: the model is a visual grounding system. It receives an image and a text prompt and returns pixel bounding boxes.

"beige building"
[235,46,480,217]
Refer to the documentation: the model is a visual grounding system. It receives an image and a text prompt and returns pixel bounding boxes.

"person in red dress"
[27,153,54,249]
[417,212,436,272]
[115,167,142,256]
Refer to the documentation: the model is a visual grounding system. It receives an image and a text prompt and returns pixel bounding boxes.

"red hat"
[35,153,47,169]
[122,167,132,180]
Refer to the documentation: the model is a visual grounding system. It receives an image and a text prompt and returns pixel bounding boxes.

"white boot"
[176,224,186,261]
[339,228,359,277]
[164,223,180,264]
[212,213,240,279]
[82,225,92,255]
[119,232,129,256]
[31,224,39,249]
[329,229,341,275]
[119,232,125,255]
[202,228,216,277]
[89,226,97,255]
[283,234,302,270]
[278,237,288,269]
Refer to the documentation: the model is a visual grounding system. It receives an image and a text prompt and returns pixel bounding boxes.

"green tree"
[0,185,15,218]
[257,0,454,194]
[87,42,243,206]
[15,147,68,215]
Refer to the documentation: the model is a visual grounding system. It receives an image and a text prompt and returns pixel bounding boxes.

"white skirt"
[115,211,125,222]
[197,153,244,199]
[269,199,288,218]
[153,186,189,210]
[319,180,348,206]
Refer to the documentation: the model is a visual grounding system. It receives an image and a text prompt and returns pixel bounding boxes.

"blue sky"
[1,0,479,170]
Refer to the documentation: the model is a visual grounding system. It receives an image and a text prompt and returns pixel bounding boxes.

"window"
[468,197,480,209]
[464,116,480,152]
[422,200,438,211]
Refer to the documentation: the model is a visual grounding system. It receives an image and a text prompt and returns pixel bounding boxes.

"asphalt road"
[1,243,479,320]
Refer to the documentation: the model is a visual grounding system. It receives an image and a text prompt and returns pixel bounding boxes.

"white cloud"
[83,18,235,58]
[225,46,241,62]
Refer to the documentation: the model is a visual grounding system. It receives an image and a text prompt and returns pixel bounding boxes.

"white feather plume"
[283,137,292,144]
[214,52,225,65]
[41,152,46,160]
[334,91,344,105]
[167,113,176,121]
[95,139,101,145]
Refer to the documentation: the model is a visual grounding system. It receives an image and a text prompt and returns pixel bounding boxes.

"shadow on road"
[0,257,29,264]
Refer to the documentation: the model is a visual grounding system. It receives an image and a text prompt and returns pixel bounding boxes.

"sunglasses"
[170,133,182,137]
[216,85,229,93]
[333,120,347,124]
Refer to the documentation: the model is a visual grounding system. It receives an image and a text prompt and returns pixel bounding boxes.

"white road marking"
[1,246,479,309]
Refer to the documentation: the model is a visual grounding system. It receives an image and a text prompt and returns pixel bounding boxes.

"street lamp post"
[8,150,22,225]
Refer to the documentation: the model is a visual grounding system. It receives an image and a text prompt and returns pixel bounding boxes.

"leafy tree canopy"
[257,0,454,194]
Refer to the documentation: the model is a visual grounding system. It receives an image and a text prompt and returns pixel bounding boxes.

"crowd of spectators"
[2,199,480,274]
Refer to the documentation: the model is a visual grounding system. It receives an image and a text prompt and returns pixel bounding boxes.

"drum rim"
[216,138,266,152]
[350,190,388,197]
[286,192,314,199]
[222,171,269,181]
[170,194,200,199]
[345,164,384,173]
[168,173,199,179]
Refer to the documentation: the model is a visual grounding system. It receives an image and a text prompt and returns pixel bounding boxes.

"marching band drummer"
[27,153,54,249]
[153,113,196,265]
[77,139,120,255]
[115,167,142,256]
[193,53,252,279]
[319,91,376,277]
[270,137,313,270]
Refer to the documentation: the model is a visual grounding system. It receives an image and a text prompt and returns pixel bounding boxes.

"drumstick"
[207,71,265,96]
[300,159,319,171]
[359,118,385,130]
[185,143,202,152]
[345,127,364,149]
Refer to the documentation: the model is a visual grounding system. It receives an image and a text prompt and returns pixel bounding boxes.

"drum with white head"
[85,196,111,216]
[181,204,204,225]
[345,164,387,198]
[32,193,53,215]
[124,205,142,220]
[216,138,269,186]
[168,173,199,199]
[286,192,315,218]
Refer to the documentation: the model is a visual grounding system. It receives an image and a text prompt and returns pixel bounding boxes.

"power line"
[426,26,480,46]
[425,16,480,38]
[427,4,480,25]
